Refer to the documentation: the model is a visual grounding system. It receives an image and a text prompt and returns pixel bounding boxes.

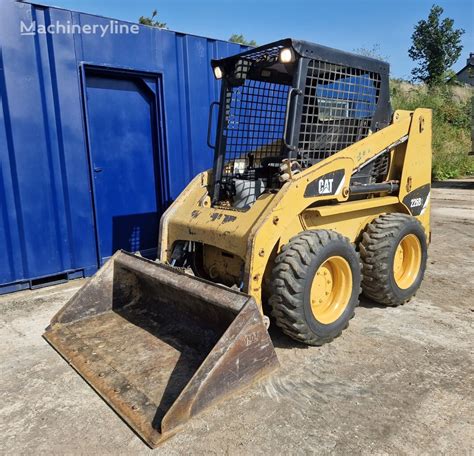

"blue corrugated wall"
[0,0,246,293]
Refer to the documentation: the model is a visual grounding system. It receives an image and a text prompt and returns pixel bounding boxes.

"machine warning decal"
[304,169,345,198]
[402,183,431,216]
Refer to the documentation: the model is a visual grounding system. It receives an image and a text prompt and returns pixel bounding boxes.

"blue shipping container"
[0,0,246,293]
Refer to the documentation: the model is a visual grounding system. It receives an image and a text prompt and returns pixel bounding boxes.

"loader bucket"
[43,251,278,447]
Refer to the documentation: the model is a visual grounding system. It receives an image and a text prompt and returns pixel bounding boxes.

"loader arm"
[159,108,432,306]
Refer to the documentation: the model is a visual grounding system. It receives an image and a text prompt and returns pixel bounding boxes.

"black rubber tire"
[360,213,428,306]
[268,230,361,346]
[190,243,211,280]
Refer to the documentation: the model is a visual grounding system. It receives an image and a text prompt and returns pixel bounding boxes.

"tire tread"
[269,230,360,346]
[360,213,426,306]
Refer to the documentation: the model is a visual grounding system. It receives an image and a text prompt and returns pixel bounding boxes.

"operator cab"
[209,38,391,209]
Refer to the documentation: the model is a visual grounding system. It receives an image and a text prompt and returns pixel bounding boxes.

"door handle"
[94,167,103,173]
[207,101,219,149]
[283,88,302,152]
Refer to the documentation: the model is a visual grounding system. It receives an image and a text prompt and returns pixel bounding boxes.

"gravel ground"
[1,179,473,455]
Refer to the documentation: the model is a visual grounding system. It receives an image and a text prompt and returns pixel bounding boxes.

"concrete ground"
[1,180,473,455]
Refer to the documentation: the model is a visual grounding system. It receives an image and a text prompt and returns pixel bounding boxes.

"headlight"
[279,48,294,63]
[213,66,223,79]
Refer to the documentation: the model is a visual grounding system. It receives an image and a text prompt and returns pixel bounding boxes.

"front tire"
[269,230,361,346]
[360,213,428,306]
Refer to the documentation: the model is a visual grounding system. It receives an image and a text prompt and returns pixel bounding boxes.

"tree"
[408,5,464,85]
[139,9,168,29]
[228,34,257,46]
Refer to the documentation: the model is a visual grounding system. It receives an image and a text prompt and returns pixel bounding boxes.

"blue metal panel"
[0,0,247,293]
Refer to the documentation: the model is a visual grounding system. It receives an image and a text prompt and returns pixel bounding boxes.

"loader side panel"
[398,109,432,236]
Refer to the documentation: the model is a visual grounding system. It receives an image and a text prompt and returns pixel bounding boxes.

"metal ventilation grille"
[371,151,390,182]
[220,79,290,181]
[237,45,284,64]
[298,60,381,163]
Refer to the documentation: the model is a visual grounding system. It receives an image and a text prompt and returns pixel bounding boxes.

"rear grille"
[297,60,381,163]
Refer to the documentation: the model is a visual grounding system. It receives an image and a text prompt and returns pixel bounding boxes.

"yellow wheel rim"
[310,256,352,325]
[393,234,422,289]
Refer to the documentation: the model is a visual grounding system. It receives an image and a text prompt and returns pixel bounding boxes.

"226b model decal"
[402,183,431,216]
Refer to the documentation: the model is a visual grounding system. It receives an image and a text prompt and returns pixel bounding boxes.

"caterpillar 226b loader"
[44,39,431,447]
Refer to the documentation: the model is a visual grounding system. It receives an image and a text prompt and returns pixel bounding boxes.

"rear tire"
[360,213,427,306]
[269,230,361,346]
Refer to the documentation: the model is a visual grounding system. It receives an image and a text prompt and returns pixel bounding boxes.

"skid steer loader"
[44,39,431,447]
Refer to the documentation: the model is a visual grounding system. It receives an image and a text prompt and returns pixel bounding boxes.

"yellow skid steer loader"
[44,39,431,447]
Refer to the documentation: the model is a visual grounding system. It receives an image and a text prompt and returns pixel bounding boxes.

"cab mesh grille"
[297,59,381,163]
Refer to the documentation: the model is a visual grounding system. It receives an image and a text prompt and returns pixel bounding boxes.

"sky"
[32,0,473,79]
